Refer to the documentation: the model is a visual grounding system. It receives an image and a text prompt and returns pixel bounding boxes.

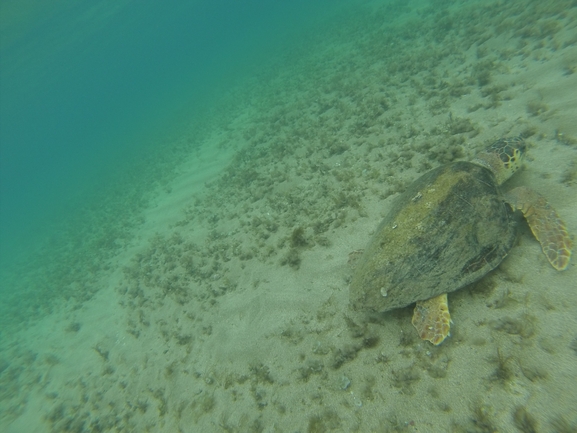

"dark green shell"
[349,161,517,313]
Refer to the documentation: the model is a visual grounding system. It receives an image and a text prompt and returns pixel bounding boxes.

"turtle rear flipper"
[505,186,572,271]
[412,294,451,345]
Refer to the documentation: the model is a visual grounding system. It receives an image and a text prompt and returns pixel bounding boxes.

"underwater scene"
[1,0,576,432]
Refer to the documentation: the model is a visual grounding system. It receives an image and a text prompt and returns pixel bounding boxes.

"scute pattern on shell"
[350,161,517,313]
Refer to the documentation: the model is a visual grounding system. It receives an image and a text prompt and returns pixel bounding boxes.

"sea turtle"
[349,137,572,345]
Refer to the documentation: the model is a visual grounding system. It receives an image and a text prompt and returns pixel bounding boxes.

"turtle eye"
[507,149,524,171]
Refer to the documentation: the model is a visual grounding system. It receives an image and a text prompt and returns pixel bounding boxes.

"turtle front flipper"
[412,294,451,345]
[505,186,572,271]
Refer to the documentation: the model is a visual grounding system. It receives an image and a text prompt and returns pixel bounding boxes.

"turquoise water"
[0,0,342,275]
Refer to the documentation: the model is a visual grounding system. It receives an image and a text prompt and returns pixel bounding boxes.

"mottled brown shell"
[350,161,517,313]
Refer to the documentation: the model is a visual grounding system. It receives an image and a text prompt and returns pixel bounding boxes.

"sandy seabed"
[2,1,577,432]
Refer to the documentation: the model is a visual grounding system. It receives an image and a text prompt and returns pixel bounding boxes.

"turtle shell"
[350,161,517,313]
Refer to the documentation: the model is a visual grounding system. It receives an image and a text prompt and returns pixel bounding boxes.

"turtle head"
[472,137,526,185]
